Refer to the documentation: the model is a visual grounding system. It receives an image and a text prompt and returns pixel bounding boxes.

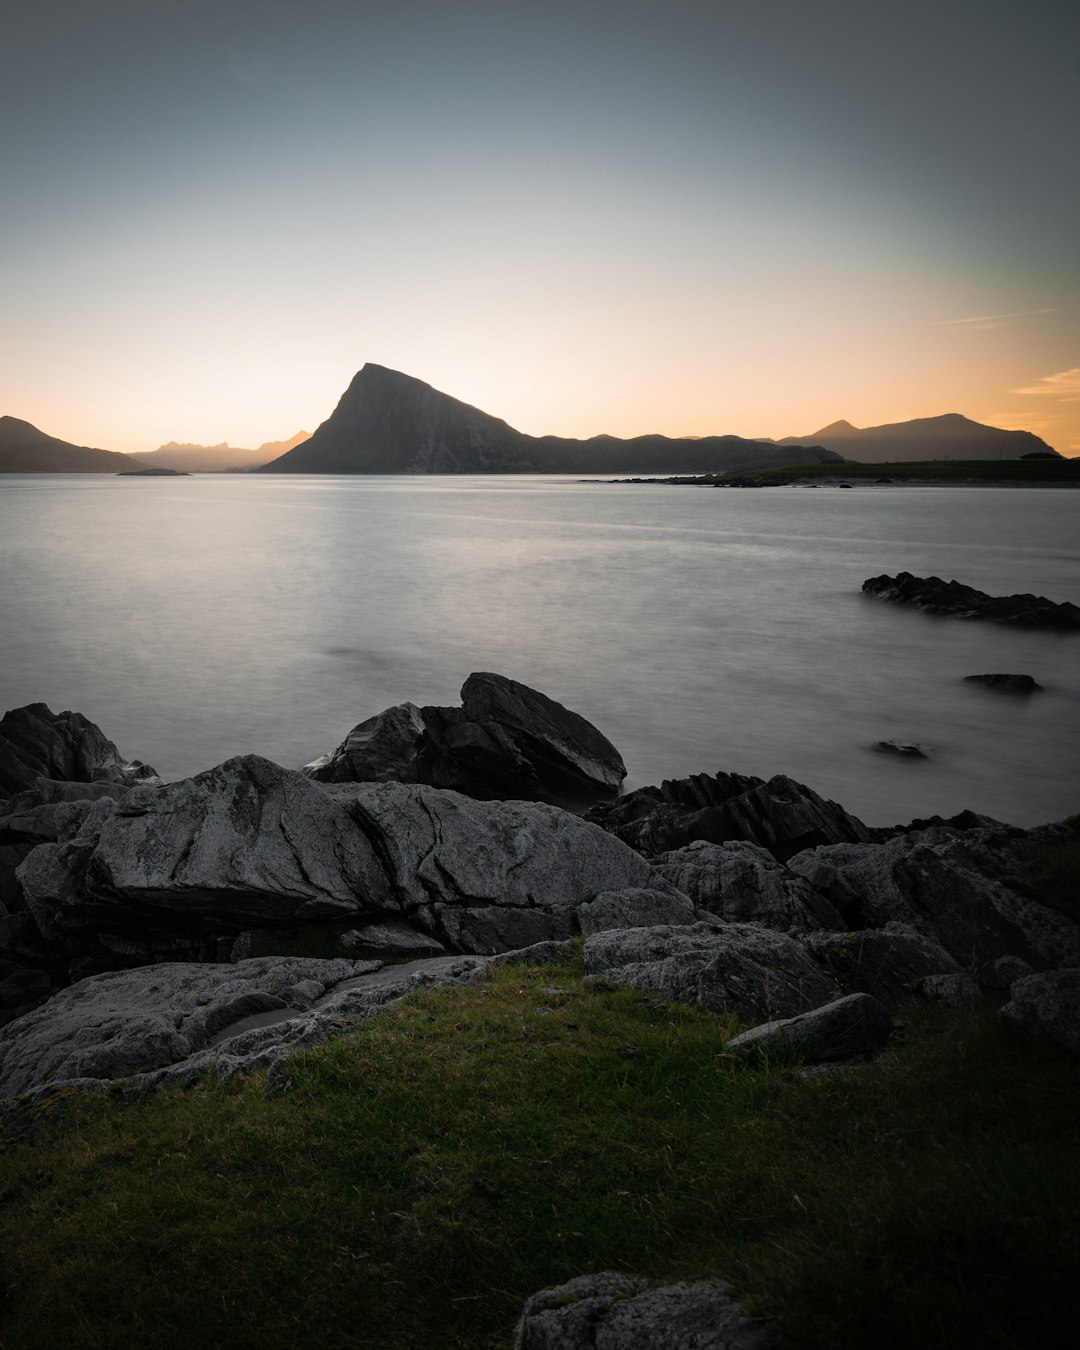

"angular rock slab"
[584,921,836,1023]
[306,671,626,810]
[514,1272,780,1349]
[1001,969,1080,1058]
[0,703,159,801]
[0,955,378,1098]
[726,992,893,1064]
[578,887,697,936]
[788,826,1080,993]
[348,781,664,952]
[587,770,871,861]
[18,756,389,946]
[651,840,844,932]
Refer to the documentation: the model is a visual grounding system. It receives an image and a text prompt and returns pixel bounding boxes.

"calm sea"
[1,474,1077,828]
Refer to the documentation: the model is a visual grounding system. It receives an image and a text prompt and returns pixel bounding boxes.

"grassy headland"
[621,458,1080,487]
[0,955,1076,1349]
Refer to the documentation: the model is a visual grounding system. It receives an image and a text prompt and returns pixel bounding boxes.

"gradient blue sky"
[2,0,1077,453]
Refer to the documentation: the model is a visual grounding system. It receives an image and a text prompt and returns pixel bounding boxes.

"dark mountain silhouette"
[0,417,136,473]
[131,431,310,473]
[775,413,1059,462]
[258,365,845,475]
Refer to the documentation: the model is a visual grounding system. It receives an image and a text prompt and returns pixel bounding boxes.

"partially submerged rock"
[862,572,1080,630]
[305,672,627,810]
[586,770,871,861]
[0,703,159,801]
[514,1272,780,1349]
[962,673,1044,693]
[873,740,926,758]
[726,992,893,1064]
[583,921,836,1022]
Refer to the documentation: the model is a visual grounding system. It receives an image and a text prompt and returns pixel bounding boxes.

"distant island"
[129,431,310,474]
[117,466,189,477]
[618,459,1080,488]
[769,413,1059,463]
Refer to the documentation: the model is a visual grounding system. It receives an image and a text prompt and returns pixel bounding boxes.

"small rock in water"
[962,673,1043,694]
[873,740,927,758]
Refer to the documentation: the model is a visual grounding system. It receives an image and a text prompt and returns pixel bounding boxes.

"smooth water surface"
[1,474,1077,827]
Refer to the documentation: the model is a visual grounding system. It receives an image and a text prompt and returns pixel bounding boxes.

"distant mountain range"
[772,414,1060,463]
[131,432,310,473]
[257,365,843,474]
[1,378,1062,475]
[0,416,134,473]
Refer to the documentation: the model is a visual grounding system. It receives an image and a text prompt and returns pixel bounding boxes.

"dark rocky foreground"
[862,571,1080,629]
[0,679,1077,1343]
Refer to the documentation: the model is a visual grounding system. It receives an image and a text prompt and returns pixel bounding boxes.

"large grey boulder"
[726,992,893,1063]
[586,770,871,861]
[514,1272,780,1349]
[788,827,1080,994]
[305,672,626,810]
[1001,969,1080,1058]
[18,757,388,954]
[347,781,664,952]
[800,923,965,1008]
[584,921,836,1023]
[651,840,844,931]
[0,703,159,801]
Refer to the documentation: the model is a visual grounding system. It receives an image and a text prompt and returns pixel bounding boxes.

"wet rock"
[862,572,1080,630]
[873,740,926,757]
[650,840,844,931]
[513,1272,780,1349]
[583,920,836,1022]
[1001,969,1080,1057]
[0,703,160,801]
[787,826,1080,994]
[305,672,626,810]
[726,992,893,1063]
[800,923,963,1008]
[586,770,871,862]
[578,887,697,936]
[962,673,1043,693]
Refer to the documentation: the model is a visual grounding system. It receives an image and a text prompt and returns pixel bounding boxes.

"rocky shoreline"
[1,675,1076,1129]
[1,674,1077,1345]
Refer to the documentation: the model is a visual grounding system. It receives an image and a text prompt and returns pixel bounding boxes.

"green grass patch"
[0,958,1076,1349]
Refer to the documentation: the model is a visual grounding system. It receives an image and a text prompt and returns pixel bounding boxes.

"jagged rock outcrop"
[586,770,871,861]
[306,673,627,810]
[862,573,1080,630]
[787,826,1080,993]
[583,921,837,1022]
[257,363,843,476]
[650,840,845,931]
[514,1272,781,1349]
[726,992,893,1063]
[0,703,159,800]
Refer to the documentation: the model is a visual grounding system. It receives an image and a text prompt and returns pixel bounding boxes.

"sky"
[1,0,1077,455]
